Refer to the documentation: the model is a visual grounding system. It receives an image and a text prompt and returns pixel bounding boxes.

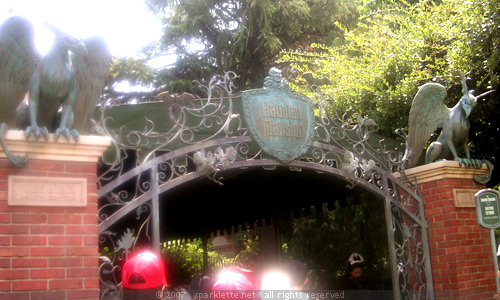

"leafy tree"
[278,0,500,187]
[281,197,390,290]
[103,56,158,104]
[144,0,362,92]
[162,239,233,286]
[233,227,260,270]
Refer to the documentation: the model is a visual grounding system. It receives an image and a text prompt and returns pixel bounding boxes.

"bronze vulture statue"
[404,74,494,169]
[0,16,111,166]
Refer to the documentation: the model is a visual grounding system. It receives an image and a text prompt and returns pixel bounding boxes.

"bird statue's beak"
[475,89,496,101]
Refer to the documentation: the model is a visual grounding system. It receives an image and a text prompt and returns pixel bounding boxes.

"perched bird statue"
[0,16,111,167]
[403,74,494,169]
[71,36,112,134]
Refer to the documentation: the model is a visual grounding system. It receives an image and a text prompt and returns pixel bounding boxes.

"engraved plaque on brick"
[453,188,477,208]
[8,176,87,207]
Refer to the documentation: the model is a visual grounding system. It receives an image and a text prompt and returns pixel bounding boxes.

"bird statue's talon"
[466,159,472,168]
[464,158,471,168]
[40,127,49,141]
[477,159,483,168]
[457,157,482,168]
[55,128,79,142]
[471,159,477,168]
[70,130,80,142]
[472,159,483,169]
[24,126,32,139]
[55,128,69,142]
[457,158,466,167]
[25,126,40,140]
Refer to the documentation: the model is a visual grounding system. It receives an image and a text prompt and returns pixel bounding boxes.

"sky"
[0,0,164,58]
[0,0,176,91]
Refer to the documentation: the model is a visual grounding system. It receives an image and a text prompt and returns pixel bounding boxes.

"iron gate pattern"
[96,71,433,300]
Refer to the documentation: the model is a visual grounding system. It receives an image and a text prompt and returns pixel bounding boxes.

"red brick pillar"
[0,130,110,299]
[405,161,496,299]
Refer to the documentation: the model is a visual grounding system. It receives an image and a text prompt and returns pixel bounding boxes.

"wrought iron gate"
[96,71,433,300]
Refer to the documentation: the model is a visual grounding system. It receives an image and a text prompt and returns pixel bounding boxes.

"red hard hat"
[122,251,166,289]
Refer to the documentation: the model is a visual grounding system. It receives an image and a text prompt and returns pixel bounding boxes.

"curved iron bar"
[96,71,432,300]
[97,139,431,299]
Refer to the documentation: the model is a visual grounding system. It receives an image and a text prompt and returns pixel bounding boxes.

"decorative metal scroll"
[96,70,433,300]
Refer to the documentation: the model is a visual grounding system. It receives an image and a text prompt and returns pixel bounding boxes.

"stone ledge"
[394,160,490,184]
[0,129,111,163]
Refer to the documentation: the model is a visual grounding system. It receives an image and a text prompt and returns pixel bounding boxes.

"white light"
[260,272,291,290]
[0,0,162,57]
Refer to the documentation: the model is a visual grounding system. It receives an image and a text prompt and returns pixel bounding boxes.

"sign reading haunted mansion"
[242,68,315,162]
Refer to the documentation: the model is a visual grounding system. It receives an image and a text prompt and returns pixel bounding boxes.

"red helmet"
[122,251,166,289]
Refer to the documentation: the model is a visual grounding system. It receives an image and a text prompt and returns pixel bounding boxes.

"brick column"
[405,161,496,299]
[0,130,110,299]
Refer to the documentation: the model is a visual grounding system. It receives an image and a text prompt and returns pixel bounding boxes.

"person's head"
[122,251,167,300]
[260,271,291,290]
[346,253,364,280]
[190,275,216,291]
[349,266,363,279]
[282,260,309,290]
[212,267,258,299]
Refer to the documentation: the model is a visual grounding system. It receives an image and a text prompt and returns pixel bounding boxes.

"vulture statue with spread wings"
[404,74,494,169]
[0,16,111,167]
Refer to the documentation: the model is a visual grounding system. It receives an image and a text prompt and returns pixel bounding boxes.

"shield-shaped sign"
[242,68,315,163]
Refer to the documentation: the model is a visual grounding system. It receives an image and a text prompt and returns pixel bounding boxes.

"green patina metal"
[92,78,402,170]
[0,16,111,167]
[94,69,433,300]
[242,68,315,163]
[404,74,494,183]
[476,189,500,229]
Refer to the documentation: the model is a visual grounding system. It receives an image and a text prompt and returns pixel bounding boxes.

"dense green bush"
[162,239,233,286]
[281,196,390,290]
[278,0,500,186]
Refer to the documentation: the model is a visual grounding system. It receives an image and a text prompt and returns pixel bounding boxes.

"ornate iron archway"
[96,70,433,300]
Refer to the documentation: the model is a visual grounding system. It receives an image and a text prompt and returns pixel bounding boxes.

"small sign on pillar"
[476,189,500,229]
[475,189,500,294]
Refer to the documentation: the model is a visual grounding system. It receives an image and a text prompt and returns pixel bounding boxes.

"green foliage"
[233,228,260,270]
[162,239,233,286]
[278,0,500,186]
[281,196,390,290]
[109,57,156,86]
[160,200,390,289]
[145,0,363,91]
[104,56,158,103]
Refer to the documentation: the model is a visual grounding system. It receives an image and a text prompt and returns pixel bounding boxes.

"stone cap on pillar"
[394,161,491,207]
[394,160,490,183]
[0,129,111,163]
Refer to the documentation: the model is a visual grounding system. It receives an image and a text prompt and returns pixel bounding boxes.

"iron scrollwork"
[95,70,432,300]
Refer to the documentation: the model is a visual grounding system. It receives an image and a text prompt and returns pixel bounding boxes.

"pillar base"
[404,161,496,299]
[0,130,110,299]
